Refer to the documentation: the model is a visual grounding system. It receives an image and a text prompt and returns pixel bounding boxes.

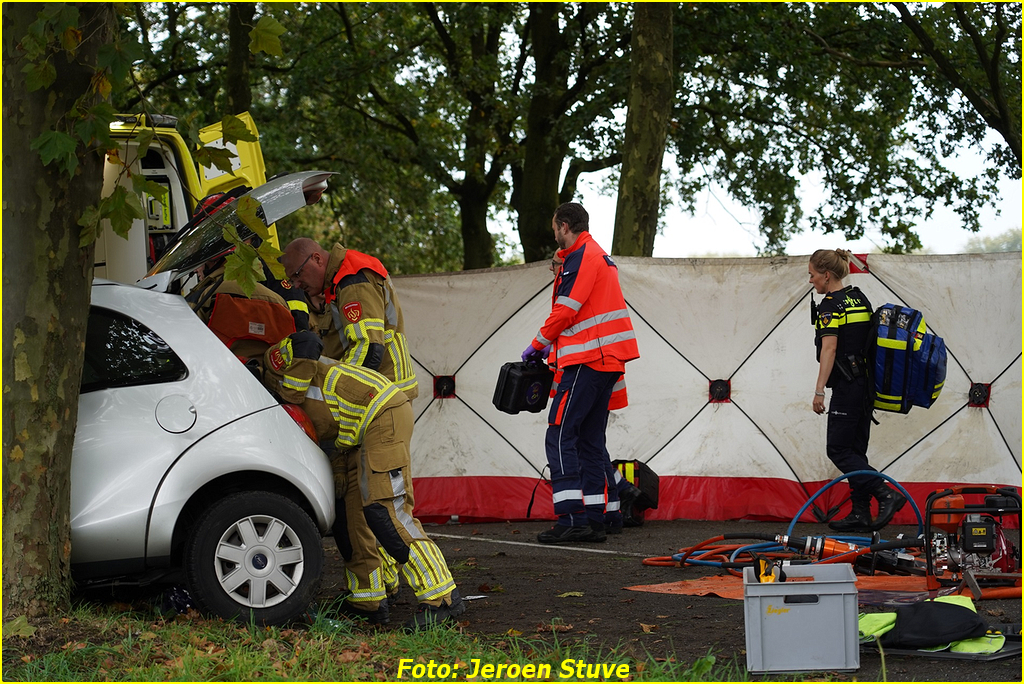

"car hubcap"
[213,514,305,608]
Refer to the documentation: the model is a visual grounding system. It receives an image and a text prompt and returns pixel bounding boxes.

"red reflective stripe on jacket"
[323,249,389,306]
[538,232,638,368]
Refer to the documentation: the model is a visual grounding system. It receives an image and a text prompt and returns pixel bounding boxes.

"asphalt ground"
[317,518,1022,682]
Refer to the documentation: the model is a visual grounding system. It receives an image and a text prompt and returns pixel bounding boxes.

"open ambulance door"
[95,112,270,285]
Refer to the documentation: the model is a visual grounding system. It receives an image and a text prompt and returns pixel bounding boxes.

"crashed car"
[72,172,335,625]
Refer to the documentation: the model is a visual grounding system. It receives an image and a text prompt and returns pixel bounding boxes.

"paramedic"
[548,254,640,533]
[809,248,906,532]
[525,202,640,544]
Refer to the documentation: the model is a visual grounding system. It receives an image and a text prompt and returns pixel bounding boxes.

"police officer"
[809,248,906,532]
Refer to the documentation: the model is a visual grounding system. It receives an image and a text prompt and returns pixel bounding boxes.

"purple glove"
[522,342,543,363]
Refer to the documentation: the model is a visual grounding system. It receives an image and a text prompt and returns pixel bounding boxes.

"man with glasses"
[280,238,462,630]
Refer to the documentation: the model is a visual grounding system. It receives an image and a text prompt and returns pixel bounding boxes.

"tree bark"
[515,3,570,264]
[2,2,113,617]
[612,3,674,257]
[226,3,255,115]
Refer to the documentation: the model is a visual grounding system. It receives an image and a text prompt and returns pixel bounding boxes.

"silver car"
[72,172,336,625]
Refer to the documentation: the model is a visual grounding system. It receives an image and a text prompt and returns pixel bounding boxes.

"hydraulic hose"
[786,470,924,538]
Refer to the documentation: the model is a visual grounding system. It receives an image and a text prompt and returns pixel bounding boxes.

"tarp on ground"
[396,252,1022,524]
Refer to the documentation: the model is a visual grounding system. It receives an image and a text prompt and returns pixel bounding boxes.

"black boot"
[828,498,873,533]
[871,484,907,530]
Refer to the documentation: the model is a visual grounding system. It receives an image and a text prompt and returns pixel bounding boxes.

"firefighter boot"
[828,498,873,533]
[871,483,907,531]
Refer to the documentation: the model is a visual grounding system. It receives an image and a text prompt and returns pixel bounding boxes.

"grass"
[1,601,778,682]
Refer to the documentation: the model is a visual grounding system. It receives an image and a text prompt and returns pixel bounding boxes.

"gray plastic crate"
[743,563,859,673]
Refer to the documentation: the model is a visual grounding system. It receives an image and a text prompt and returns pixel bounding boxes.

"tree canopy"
[121,2,1020,268]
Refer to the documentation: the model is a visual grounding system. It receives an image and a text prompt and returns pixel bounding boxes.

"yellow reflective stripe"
[874,399,902,411]
[287,299,309,314]
[282,374,310,392]
[323,364,401,450]
[877,338,910,350]
[402,541,455,602]
[345,566,387,603]
[846,312,872,323]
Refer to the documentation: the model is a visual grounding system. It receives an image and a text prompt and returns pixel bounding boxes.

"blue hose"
[786,470,923,538]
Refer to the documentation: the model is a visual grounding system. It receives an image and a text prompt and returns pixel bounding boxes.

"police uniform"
[532,232,639,531]
[814,285,880,504]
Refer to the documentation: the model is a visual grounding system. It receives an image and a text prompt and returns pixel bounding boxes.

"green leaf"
[249,15,286,57]
[220,114,259,145]
[258,241,286,279]
[3,615,36,639]
[20,26,48,60]
[223,243,263,297]
[236,195,269,238]
[96,37,143,84]
[176,112,202,148]
[30,129,78,176]
[77,204,103,247]
[100,186,145,239]
[194,144,236,174]
[22,59,56,92]
[135,128,155,159]
[131,175,169,200]
[73,103,117,149]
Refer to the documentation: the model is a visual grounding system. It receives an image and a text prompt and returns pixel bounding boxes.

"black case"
[492,361,555,414]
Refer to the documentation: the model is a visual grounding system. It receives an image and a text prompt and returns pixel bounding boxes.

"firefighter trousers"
[331,403,456,609]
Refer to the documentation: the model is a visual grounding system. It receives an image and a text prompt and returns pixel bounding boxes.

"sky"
[571,148,1022,258]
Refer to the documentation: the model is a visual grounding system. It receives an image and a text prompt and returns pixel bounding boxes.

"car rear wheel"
[184,491,323,625]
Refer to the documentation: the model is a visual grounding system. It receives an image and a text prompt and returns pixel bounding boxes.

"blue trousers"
[545,364,618,527]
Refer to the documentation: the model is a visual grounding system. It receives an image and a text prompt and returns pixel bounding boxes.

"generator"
[923,485,1021,597]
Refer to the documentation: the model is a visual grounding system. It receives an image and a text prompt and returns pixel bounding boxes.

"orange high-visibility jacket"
[533,232,639,369]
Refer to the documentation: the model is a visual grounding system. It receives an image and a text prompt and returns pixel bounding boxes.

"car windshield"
[146,171,334,278]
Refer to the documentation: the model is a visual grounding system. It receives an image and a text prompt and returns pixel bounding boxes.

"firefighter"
[263,331,464,629]
[280,237,416,397]
[525,202,640,544]
[182,192,307,355]
[809,248,906,532]
[280,238,438,625]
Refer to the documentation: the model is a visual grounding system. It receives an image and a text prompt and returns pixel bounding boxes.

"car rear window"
[82,307,188,392]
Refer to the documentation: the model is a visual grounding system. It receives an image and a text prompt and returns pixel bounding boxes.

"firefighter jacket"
[533,232,639,370]
[186,263,295,359]
[322,363,408,451]
[262,336,338,444]
[317,244,418,399]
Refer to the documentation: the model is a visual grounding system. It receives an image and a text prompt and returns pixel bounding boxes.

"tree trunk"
[612,3,674,257]
[516,3,570,264]
[226,3,255,115]
[2,2,113,617]
[458,179,495,270]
